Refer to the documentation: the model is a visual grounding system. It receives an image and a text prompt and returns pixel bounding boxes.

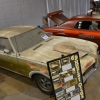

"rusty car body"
[43,10,100,48]
[0,26,99,94]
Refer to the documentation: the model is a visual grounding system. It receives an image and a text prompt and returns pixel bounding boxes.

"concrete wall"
[0,0,46,29]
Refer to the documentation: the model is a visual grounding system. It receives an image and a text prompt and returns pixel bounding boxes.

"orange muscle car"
[44,10,100,48]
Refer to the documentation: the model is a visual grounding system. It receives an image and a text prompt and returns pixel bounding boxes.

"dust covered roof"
[0,26,36,38]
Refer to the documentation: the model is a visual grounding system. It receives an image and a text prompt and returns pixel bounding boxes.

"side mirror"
[4,49,10,54]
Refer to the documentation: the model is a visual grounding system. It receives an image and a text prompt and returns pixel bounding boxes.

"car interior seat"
[85,21,92,29]
[81,21,92,29]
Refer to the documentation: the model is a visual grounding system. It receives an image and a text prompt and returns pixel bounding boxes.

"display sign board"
[47,52,85,100]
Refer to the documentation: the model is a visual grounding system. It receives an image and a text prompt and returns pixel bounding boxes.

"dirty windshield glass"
[10,27,48,52]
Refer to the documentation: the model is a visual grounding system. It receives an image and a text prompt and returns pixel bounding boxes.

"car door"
[78,29,100,46]
[77,21,100,46]
[0,37,19,73]
[64,28,79,38]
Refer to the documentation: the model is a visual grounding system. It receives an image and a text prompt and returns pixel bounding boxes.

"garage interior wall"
[0,0,90,29]
[47,0,90,18]
[46,0,90,26]
[0,0,46,29]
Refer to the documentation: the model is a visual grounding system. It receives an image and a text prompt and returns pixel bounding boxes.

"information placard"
[47,52,85,100]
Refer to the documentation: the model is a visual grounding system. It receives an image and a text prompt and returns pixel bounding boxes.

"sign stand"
[47,52,85,100]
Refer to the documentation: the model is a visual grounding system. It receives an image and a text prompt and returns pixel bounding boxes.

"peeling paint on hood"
[20,36,98,74]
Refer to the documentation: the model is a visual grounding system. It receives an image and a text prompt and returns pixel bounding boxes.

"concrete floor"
[0,56,100,100]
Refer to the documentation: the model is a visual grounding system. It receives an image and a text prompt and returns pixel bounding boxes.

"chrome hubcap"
[39,77,51,90]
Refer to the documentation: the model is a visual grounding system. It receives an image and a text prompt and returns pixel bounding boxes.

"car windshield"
[10,27,50,52]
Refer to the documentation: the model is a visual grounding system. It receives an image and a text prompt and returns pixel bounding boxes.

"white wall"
[0,0,46,29]
[0,0,91,29]
[62,0,90,18]
[46,0,90,18]
[46,0,90,26]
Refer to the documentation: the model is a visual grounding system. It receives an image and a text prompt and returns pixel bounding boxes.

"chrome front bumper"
[83,61,99,83]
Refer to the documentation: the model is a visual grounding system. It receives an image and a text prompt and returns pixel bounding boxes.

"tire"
[97,47,100,55]
[34,74,53,95]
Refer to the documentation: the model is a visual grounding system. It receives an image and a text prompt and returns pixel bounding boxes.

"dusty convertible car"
[0,26,98,94]
[43,10,100,47]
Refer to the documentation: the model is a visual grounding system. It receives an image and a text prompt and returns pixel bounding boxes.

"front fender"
[29,71,50,79]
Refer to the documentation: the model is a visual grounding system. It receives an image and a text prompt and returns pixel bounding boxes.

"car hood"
[20,36,98,73]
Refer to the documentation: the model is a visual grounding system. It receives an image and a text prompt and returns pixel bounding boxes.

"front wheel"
[34,74,53,95]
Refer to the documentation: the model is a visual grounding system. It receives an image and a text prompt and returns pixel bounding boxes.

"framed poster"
[47,52,85,100]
